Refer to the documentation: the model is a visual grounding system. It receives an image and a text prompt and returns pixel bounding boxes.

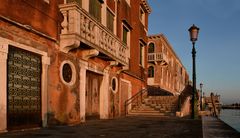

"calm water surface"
[219,109,240,132]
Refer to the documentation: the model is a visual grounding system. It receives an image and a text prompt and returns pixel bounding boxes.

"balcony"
[148,53,168,66]
[59,3,129,66]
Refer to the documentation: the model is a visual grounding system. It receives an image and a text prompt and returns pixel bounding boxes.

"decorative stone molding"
[60,60,77,86]
[59,3,129,65]
[60,37,81,53]
[81,49,99,60]
[148,52,168,66]
[141,0,152,13]
[117,66,129,74]
[110,77,118,94]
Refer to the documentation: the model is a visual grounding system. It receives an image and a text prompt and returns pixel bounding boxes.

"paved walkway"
[202,116,240,138]
[0,116,202,138]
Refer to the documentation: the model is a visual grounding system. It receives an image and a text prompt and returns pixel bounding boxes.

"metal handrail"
[124,89,148,116]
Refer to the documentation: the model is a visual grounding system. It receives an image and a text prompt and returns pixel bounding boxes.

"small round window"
[60,60,76,86]
[111,77,118,94]
[62,63,72,83]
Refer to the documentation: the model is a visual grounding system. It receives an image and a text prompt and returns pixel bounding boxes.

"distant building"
[0,0,151,131]
[147,34,189,95]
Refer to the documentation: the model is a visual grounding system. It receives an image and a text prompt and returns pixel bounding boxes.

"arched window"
[148,66,154,78]
[148,43,155,53]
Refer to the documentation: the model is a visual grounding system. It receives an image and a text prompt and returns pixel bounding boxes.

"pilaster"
[0,43,8,132]
[79,60,88,122]
[99,68,110,119]
[41,56,50,127]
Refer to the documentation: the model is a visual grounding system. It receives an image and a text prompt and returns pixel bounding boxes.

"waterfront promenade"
[203,116,240,138]
[0,116,239,138]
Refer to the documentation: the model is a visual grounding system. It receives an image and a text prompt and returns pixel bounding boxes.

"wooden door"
[120,81,129,116]
[85,71,102,119]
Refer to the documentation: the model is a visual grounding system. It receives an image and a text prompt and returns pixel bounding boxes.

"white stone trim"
[99,68,110,119]
[44,0,50,4]
[0,37,50,130]
[79,59,88,122]
[110,77,118,94]
[0,38,48,56]
[125,0,130,7]
[0,43,8,132]
[59,60,77,87]
[122,23,131,47]
[139,5,145,26]
[101,0,107,26]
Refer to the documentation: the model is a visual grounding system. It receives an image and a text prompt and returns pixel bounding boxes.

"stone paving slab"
[0,116,202,138]
[202,116,240,138]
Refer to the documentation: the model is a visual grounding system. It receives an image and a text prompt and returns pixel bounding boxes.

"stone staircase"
[128,96,179,116]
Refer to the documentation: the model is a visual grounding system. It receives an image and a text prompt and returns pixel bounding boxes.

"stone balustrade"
[148,52,168,65]
[59,3,129,66]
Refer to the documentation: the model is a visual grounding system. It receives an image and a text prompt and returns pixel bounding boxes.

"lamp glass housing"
[188,24,199,43]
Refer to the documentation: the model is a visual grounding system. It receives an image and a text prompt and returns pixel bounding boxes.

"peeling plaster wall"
[48,51,80,125]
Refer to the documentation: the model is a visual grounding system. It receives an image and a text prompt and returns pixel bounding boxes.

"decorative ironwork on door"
[7,46,42,129]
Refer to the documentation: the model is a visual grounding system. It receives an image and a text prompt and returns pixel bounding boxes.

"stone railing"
[148,52,168,65]
[59,3,129,66]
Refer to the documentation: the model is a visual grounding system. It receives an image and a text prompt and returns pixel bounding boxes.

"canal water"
[219,109,240,132]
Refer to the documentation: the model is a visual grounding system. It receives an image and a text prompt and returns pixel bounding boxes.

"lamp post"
[188,24,200,119]
[200,83,203,111]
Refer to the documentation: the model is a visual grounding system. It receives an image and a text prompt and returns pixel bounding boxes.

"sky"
[148,0,240,104]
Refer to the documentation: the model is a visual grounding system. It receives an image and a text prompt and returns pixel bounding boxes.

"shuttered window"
[107,9,114,32]
[89,0,102,22]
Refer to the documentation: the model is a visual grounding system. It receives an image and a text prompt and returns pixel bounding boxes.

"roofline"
[141,0,152,13]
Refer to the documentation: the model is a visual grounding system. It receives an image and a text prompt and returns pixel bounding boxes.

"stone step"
[128,111,176,116]
[131,109,160,113]
[128,96,179,117]
[143,100,178,105]
[128,111,166,116]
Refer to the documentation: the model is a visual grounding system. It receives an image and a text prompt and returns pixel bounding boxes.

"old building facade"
[0,0,150,131]
[147,34,189,95]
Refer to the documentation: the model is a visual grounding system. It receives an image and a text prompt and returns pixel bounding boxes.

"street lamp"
[188,24,200,119]
[200,83,203,111]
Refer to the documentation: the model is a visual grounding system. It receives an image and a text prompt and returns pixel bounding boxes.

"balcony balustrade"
[59,3,129,66]
[148,52,168,66]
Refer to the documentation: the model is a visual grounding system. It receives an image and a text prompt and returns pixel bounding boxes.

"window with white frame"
[139,42,145,67]
[148,66,154,78]
[148,43,155,53]
[122,25,130,45]
[107,8,114,32]
[139,6,145,25]
[89,0,102,22]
